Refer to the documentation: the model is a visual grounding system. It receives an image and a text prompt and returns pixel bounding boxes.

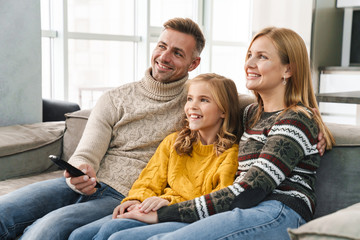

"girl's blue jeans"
[0,177,124,240]
[72,200,305,240]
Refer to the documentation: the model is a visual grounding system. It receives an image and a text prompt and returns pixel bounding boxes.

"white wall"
[0,0,42,127]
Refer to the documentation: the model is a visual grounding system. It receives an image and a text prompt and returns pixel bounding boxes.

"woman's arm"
[155,110,320,223]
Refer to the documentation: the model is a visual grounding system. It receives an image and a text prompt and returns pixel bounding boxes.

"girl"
[71,73,242,240]
[117,27,336,240]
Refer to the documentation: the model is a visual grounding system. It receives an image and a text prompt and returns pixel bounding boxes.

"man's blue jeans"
[0,177,124,240]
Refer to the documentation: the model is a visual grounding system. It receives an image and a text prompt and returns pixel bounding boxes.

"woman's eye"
[260,55,268,59]
[187,97,192,101]
[201,98,209,102]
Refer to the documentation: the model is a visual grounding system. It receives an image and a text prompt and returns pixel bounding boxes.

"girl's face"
[244,36,289,95]
[184,81,225,144]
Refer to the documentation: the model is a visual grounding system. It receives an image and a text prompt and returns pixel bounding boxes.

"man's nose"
[159,49,171,62]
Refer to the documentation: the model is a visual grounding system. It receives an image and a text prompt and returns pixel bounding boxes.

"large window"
[41,0,252,109]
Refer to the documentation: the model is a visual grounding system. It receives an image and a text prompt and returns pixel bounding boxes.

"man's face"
[151,29,200,83]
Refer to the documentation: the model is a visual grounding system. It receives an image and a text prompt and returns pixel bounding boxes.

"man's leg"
[0,177,80,240]
[149,200,306,240]
[20,182,124,240]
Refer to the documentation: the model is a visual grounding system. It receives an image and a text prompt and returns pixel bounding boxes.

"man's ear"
[188,57,201,72]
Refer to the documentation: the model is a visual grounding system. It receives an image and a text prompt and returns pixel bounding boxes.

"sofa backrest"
[314,122,360,218]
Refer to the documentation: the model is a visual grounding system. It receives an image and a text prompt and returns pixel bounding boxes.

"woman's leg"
[149,200,306,240]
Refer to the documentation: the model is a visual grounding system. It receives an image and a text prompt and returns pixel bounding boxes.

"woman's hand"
[139,196,170,213]
[112,200,141,219]
[117,207,159,224]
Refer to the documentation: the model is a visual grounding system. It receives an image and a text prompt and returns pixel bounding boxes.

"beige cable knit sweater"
[68,68,187,196]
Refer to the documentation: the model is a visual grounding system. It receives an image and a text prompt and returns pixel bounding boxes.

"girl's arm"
[121,134,173,203]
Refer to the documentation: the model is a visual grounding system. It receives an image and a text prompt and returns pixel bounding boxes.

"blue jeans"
[68,215,186,240]
[148,200,305,240]
[0,177,124,240]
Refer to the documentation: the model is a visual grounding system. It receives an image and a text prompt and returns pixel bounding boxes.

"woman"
[115,27,335,240]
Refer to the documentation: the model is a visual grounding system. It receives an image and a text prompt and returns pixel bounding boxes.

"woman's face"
[244,36,289,95]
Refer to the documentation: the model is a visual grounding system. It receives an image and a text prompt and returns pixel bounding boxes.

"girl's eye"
[187,97,192,101]
[260,54,268,60]
[201,98,209,102]
[247,53,252,58]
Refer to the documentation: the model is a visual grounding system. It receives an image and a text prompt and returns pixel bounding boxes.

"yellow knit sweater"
[123,132,239,205]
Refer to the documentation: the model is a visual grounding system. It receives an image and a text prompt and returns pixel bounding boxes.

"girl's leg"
[93,219,148,240]
[107,222,188,240]
[149,200,306,240]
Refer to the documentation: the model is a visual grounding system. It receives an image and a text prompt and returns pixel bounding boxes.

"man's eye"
[175,52,183,57]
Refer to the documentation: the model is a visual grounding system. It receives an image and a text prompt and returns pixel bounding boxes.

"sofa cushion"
[0,121,65,180]
[62,109,91,161]
[288,202,360,240]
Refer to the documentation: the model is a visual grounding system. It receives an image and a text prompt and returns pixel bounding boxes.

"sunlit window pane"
[150,0,195,27]
[211,46,248,94]
[40,0,50,30]
[68,0,134,35]
[212,0,251,42]
[42,38,51,99]
[68,40,134,109]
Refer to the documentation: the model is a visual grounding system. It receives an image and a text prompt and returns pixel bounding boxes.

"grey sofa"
[0,96,359,239]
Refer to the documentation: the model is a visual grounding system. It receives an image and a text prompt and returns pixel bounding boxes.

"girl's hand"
[112,200,141,219]
[117,208,159,224]
[139,196,169,213]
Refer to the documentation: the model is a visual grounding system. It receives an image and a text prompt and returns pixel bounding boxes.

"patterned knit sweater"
[68,68,188,196]
[157,103,320,223]
[122,132,239,205]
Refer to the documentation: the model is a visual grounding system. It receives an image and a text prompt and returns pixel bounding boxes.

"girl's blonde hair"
[247,27,335,149]
[174,73,241,156]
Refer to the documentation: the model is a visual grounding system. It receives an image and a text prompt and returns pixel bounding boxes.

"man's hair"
[163,18,205,57]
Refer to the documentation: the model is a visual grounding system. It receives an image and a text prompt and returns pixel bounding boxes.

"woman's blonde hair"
[247,27,335,149]
[174,73,241,156]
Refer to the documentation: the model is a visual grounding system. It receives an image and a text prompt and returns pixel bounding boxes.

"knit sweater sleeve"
[68,92,119,173]
[157,107,319,223]
[121,133,174,203]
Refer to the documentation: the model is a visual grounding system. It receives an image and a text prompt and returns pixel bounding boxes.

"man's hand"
[64,163,98,195]
[312,108,327,156]
[117,207,159,224]
[139,196,170,213]
[112,200,141,219]
[317,131,326,156]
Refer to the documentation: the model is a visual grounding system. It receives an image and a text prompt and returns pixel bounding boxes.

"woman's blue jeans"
[86,200,305,240]
[0,177,124,240]
[149,200,306,240]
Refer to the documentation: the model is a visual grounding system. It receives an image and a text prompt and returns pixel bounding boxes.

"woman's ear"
[284,64,292,78]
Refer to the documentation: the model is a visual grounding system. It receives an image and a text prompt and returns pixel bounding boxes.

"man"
[0,17,205,240]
